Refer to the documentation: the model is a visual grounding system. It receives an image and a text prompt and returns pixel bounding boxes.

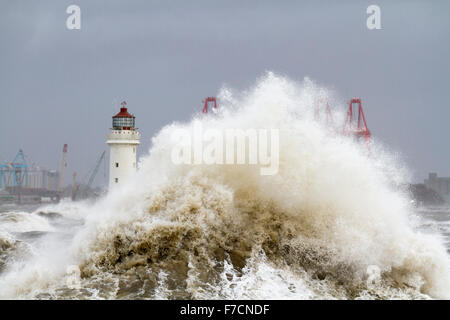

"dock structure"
[0,149,64,204]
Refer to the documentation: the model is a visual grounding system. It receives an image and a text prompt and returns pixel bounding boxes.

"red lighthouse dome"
[112,101,135,130]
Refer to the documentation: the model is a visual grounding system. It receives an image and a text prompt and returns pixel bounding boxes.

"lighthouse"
[106,101,140,189]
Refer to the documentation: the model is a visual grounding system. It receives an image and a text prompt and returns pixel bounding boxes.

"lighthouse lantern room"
[106,101,140,189]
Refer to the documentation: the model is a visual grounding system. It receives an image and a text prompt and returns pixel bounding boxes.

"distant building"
[27,169,59,190]
[44,170,60,190]
[424,173,450,202]
[1,168,59,191]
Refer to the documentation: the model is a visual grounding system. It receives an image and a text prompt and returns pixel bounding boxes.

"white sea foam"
[0,73,449,299]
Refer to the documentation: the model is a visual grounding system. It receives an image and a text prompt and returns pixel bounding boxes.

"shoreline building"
[424,173,450,202]
[27,168,59,190]
[106,102,140,189]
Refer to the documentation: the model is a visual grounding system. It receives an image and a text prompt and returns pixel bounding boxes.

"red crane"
[343,98,371,144]
[314,98,333,125]
[202,97,217,113]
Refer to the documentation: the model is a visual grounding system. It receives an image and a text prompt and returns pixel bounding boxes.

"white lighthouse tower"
[106,101,140,189]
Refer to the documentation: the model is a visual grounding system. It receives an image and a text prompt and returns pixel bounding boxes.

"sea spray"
[0,72,449,299]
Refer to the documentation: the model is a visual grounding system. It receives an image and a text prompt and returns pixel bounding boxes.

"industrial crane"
[343,98,371,142]
[58,144,68,192]
[314,98,333,126]
[0,163,11,189]
[199,95,373,153]
[72,151,106,200]
[10,149,28,187]
[202,97,218,113]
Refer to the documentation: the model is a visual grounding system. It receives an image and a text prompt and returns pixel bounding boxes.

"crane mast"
[81,150,106,199]
[58,144,68,192]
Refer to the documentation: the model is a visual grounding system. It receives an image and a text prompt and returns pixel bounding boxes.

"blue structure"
[0,150,29,189]
[0,163,11,188]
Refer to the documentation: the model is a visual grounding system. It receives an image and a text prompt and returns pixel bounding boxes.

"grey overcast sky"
[0,0,449,186]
